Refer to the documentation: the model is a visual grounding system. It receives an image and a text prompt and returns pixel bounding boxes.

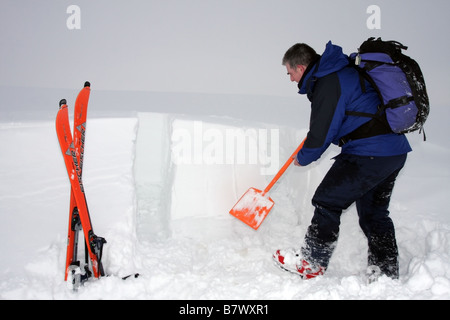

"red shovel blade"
[229,187,274,230]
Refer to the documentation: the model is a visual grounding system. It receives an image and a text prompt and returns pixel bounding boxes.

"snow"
[1,92,449,301]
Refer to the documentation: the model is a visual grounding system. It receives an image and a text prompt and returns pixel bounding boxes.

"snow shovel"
[229,138,306,230]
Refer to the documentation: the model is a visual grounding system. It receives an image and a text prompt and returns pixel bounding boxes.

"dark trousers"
[301,153,407,278]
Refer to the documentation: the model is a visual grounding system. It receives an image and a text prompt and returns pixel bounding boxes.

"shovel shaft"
[263,138,306,195]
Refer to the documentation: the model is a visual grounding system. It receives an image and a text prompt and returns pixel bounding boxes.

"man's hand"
[293,155,302,167]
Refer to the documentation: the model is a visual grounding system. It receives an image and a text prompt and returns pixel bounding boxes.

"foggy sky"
[1,0,449,105]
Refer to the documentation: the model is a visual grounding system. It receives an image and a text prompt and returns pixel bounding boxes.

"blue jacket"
[296,41,412,166]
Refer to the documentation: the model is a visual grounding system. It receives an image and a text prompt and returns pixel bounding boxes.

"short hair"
[282,43,318,68]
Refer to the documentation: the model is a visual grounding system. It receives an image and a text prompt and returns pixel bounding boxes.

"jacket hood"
[298,41,349,94]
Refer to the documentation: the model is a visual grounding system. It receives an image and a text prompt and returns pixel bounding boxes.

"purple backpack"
[345,38,429,140]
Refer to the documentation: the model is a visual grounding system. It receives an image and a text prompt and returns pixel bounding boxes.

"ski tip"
[59,99,67,107]
[84,81,91,88]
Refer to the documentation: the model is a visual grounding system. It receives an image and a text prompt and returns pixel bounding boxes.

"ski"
[56,89,106,288]
[64,81,91,282]
[57,82,140,290]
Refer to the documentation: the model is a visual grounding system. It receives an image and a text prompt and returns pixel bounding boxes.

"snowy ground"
[1,97,450,300]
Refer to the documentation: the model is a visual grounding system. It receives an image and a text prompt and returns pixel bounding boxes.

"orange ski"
[56,85,105,283]
[65,82,91,281]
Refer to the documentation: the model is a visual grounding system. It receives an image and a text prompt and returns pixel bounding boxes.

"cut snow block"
[134,112,173,241]
[169,118,271,220]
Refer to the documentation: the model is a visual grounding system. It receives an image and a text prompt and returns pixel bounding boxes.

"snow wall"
[133,112,320,242]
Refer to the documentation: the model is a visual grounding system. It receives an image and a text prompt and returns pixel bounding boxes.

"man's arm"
[297,73,342,166]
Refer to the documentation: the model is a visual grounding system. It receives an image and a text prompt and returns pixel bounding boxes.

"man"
[273,41,411,280]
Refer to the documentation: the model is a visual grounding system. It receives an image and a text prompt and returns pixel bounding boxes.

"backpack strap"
[385,95,414,109]
[339,113,392,147]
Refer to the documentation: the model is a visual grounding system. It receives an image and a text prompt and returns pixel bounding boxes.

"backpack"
[340,37,430,145]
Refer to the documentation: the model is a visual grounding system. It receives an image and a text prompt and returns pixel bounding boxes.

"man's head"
[282,43,317,83]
